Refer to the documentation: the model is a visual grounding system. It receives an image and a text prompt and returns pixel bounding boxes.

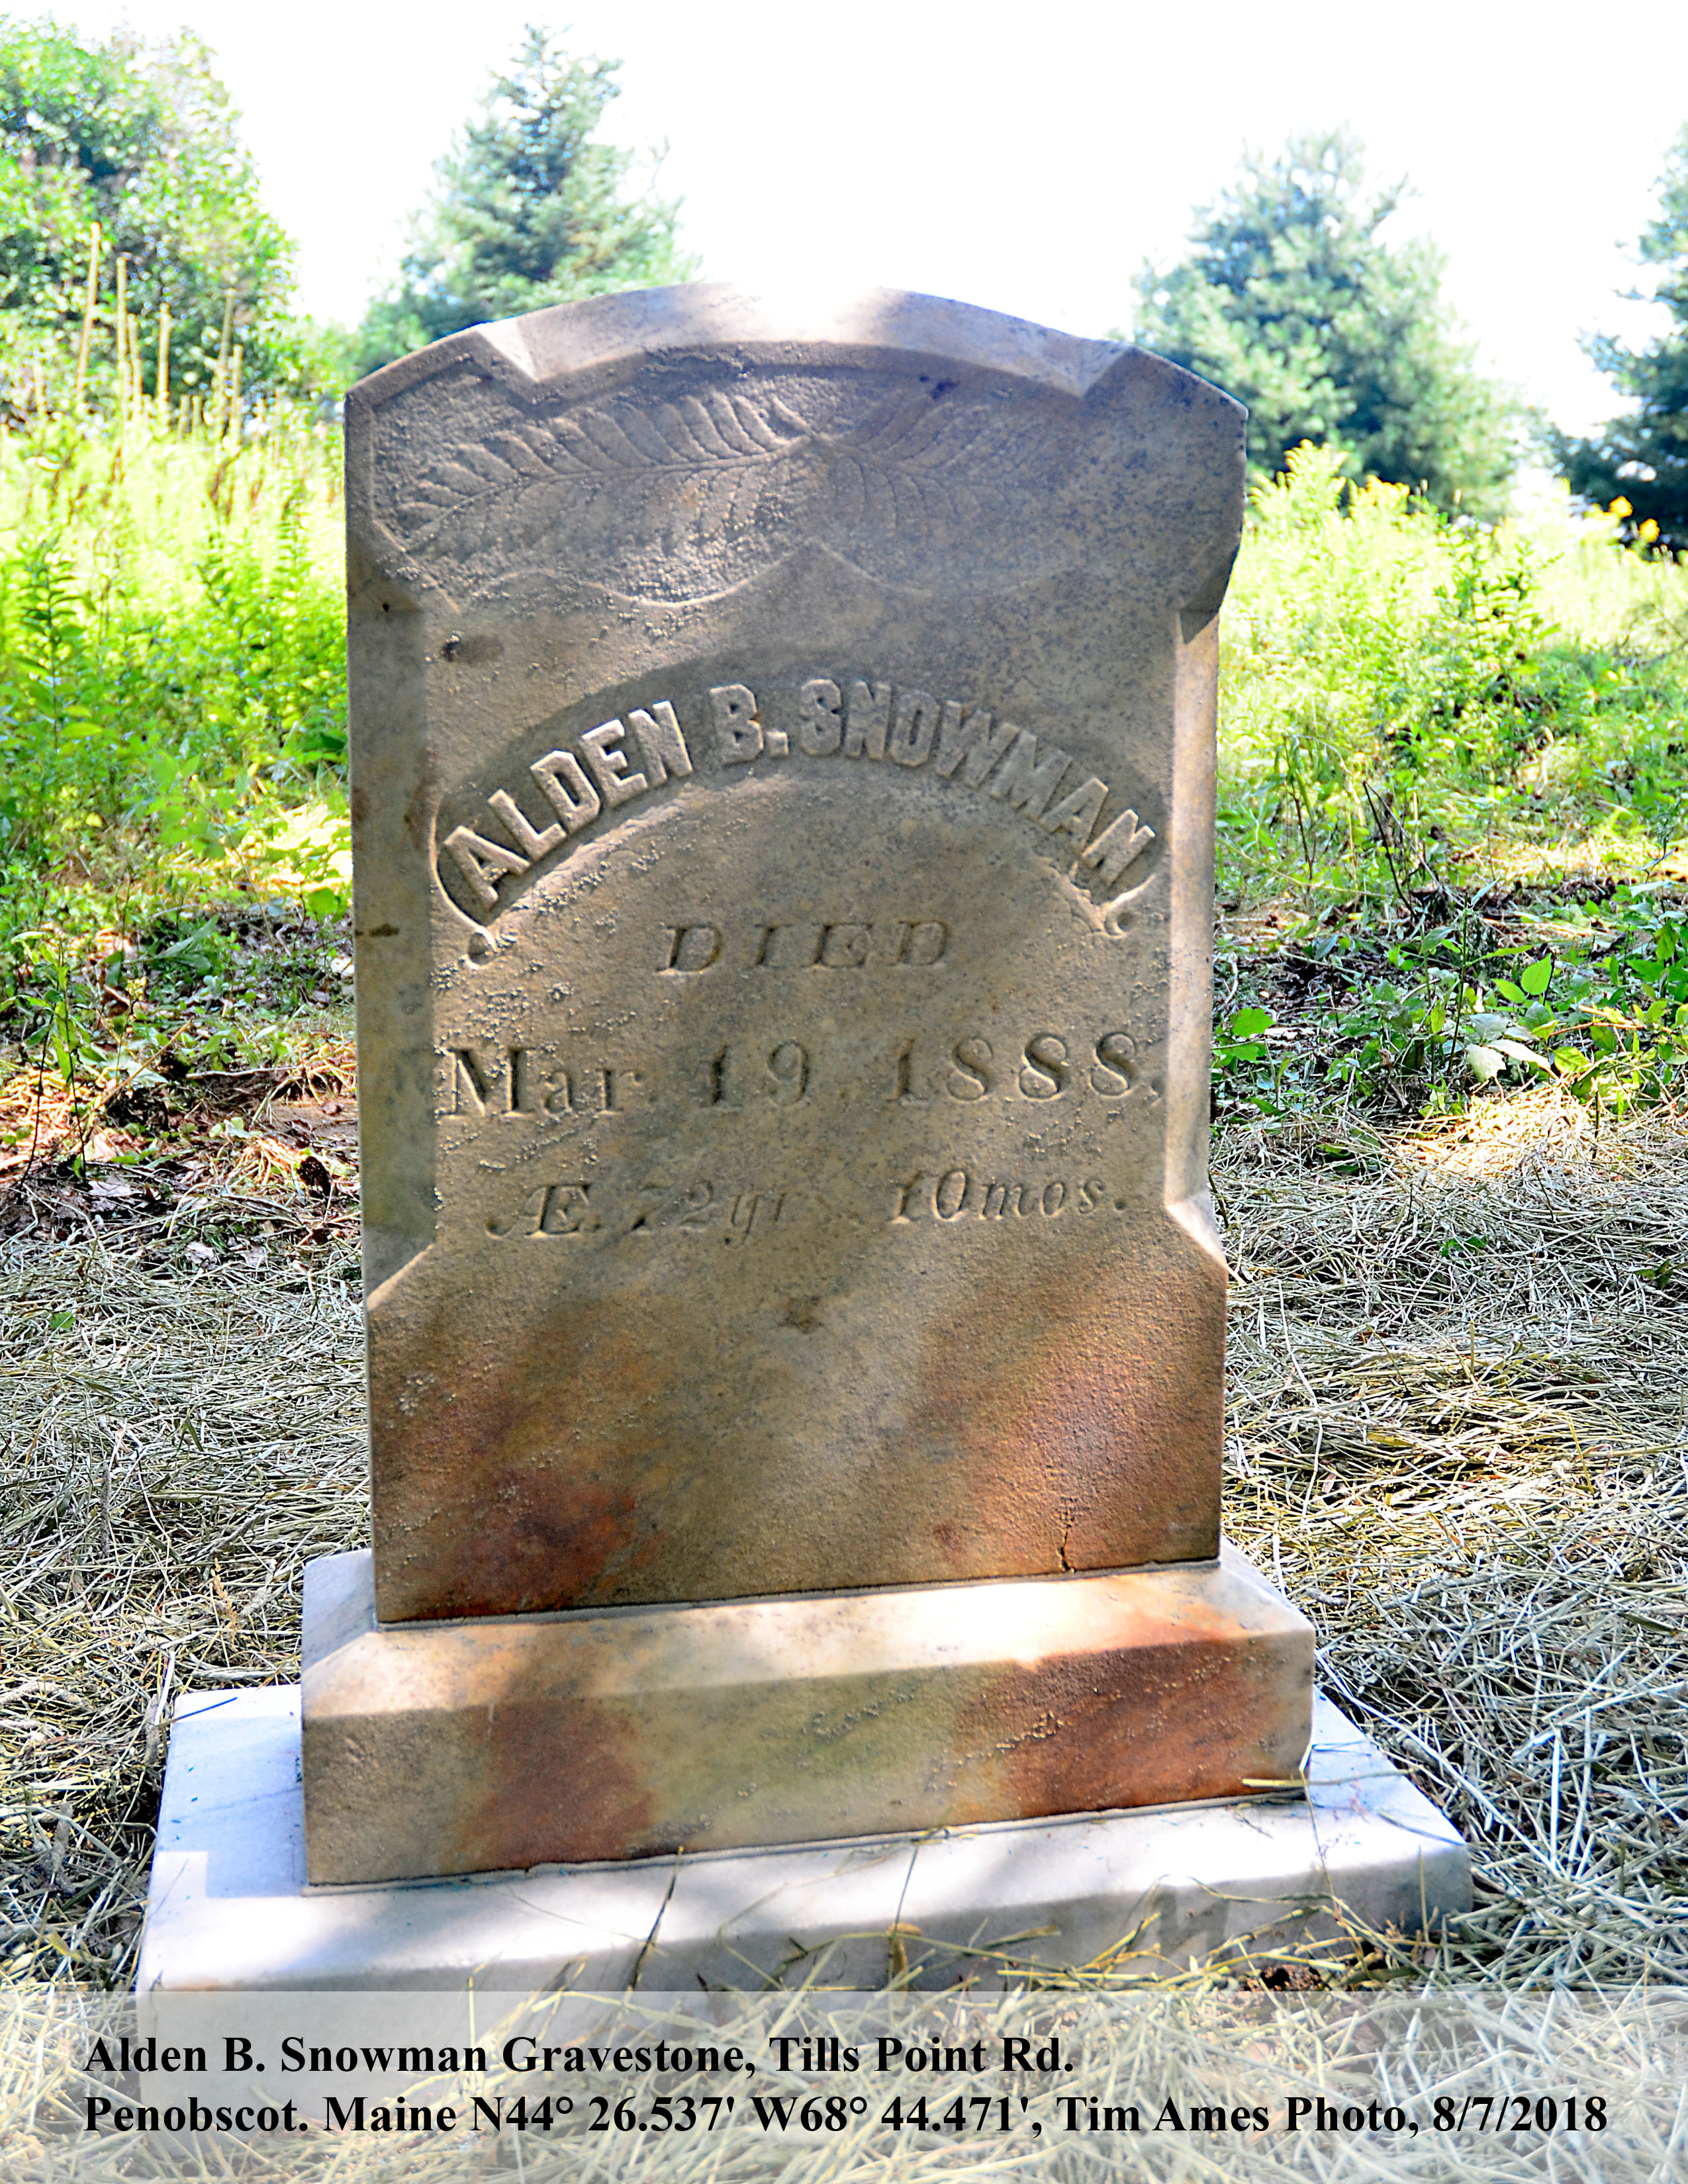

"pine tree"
[1557,128,1688,552]
[1135,131,1521,514]
[354,26,692,375]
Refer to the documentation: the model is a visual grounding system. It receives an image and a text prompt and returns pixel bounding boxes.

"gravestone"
[303,286,1314,1884]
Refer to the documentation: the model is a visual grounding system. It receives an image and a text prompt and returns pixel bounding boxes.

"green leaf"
[1519,956,1553,996]
[1231,1007,1272,1037]
[1495,978,1526,1005]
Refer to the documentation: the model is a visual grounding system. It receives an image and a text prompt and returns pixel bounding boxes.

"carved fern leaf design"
[387,390,805,559]
[381,385,1037,577]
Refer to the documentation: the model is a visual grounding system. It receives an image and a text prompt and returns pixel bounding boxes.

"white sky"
[66,0,1688,435]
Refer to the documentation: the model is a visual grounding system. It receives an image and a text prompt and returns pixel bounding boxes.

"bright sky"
[67,0,1688,435]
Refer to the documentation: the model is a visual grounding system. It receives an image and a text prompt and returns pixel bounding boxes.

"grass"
[1219,1091,1688,1987]
[1212,453,1688,1126]
[1221,451,1688,893]
[0,402,349,975]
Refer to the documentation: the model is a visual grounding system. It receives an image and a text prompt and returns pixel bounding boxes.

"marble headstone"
[304,287,1312,1882]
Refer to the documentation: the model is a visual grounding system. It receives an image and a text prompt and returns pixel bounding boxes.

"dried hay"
[0,1079,1683,2009]
[1455,834,1662,887]
[1215,1090,1688,1987]
[0,1235,365,1985]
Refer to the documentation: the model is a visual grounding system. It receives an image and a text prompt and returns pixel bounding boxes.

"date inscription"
[445,1031,1149,1121]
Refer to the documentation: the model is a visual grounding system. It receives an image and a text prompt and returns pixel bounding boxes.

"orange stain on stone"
[370,1275,676,1621]
[440,1689,661,1872]
[908,1214,1223,1578]
[949,1592,1306,1821]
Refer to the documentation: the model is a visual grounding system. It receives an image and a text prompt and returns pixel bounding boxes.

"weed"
[1213,447,1688,1118]
[1221,446,1688,919]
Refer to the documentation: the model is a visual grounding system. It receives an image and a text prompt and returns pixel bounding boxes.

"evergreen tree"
[1557,128,1688,552]
[0,21,305,402]
[354,26,692,375]
[1135,132,1520,514]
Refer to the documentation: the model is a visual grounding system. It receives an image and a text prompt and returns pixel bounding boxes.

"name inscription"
[440,676,1156,923]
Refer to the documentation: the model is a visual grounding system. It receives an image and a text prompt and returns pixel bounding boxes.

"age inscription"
[891,1171,1123,1224]
[487,1176,792,1245]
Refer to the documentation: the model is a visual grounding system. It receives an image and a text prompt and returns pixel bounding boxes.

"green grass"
[1223,446,1688,884]
[0,404,348,898]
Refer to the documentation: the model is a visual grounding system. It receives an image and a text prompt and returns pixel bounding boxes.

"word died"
[661,919,949,973]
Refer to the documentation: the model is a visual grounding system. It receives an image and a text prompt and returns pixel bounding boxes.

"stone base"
[302,1545,1313,1884]
[138,1687,1468,1991]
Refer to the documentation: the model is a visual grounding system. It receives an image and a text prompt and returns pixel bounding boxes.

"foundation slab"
[302,1545,1313,1882]
[138,1688,1468,1992]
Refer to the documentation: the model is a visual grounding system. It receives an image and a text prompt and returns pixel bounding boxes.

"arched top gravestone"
[347,286,1244,1627]
[299,287,1311,1883]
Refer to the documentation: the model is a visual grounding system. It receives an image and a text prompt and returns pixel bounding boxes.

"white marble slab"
[137,1688,1467,1992]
